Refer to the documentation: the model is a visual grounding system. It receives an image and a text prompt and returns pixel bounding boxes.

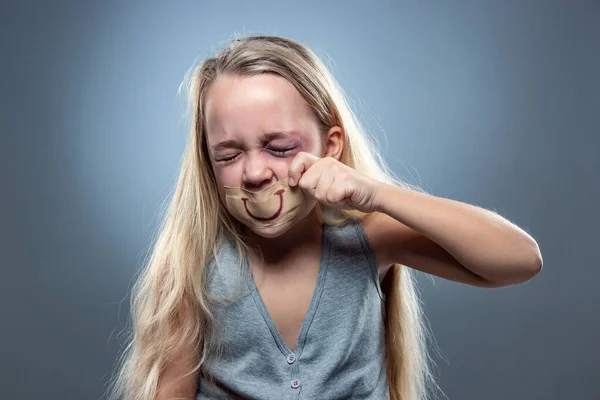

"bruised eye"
[268,146,296,157]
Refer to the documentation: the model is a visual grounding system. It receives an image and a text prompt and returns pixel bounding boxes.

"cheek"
[212,163,243,187]
[304,134,326,157]
[210,165,235,205]
[271,157,294,178]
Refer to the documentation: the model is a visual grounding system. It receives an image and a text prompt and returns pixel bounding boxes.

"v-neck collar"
[244,223,331,359]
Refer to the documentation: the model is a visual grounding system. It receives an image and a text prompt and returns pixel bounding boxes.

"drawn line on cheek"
[241,189,285,221]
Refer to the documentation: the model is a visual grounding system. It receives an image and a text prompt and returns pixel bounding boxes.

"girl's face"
[204,73,324,237]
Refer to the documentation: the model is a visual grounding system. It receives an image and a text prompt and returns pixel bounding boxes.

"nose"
[242,151,274,190]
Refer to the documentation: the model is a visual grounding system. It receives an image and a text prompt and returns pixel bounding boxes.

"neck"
[243,208,323,264]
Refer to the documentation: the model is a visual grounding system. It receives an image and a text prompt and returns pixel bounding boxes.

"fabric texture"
[196,217,389,400]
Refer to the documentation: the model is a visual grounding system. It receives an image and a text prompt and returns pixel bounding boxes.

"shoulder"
[204,234,251,300]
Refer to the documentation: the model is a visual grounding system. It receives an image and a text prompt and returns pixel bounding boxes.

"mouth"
[241,189,285,222]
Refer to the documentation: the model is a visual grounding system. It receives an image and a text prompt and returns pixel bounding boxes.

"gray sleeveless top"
[196,217,389,400]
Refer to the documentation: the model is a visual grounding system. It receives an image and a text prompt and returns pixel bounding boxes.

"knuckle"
[326,192,337,202]
[333,187,344,199]
[315,190,326,201]
[298,178,309,189]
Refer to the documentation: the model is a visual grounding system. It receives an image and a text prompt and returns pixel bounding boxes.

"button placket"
[287,353,296,364]
[287,352,301,394]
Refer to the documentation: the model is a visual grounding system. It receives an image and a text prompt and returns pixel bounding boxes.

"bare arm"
[156,302,201,400]
[367,183,542,288]
[155,339,200,400]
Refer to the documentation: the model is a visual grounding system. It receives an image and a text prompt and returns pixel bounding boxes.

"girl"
[107,36,542,400]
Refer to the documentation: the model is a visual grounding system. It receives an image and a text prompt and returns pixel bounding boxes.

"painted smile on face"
[241,189,285,221]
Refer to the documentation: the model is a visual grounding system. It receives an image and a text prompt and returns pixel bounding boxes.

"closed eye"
[215,153,240,163]
[268,146,296,157]
[214,145,296,163]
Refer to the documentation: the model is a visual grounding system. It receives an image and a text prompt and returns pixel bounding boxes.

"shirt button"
[291,378,301,389]
[286,353,296,364]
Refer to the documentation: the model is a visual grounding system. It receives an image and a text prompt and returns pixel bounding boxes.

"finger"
[314,171,335,203]
[325,174,347,204]
[297,162,323,197]
[288,152,320,186]
[326,175,350,209]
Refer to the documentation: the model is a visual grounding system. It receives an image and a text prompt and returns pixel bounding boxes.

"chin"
[247,202,317,238]
[249,216,299,238]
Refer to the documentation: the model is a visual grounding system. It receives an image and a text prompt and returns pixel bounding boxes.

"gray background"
[1,1,598,399]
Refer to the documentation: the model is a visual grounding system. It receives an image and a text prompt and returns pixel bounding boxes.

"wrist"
[373,181,392,213]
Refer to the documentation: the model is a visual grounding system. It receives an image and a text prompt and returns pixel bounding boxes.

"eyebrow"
[210,131,297,151]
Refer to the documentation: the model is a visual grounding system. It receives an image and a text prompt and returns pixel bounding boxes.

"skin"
[157,72,543,398]
[204,73,336,261]
[205,71,544,287]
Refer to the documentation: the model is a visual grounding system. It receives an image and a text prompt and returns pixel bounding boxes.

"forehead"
[203,74,317,145]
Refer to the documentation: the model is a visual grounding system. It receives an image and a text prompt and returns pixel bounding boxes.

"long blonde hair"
[107,35,441,400]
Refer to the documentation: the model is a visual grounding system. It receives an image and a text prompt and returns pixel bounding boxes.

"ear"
[323,126,344,160]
